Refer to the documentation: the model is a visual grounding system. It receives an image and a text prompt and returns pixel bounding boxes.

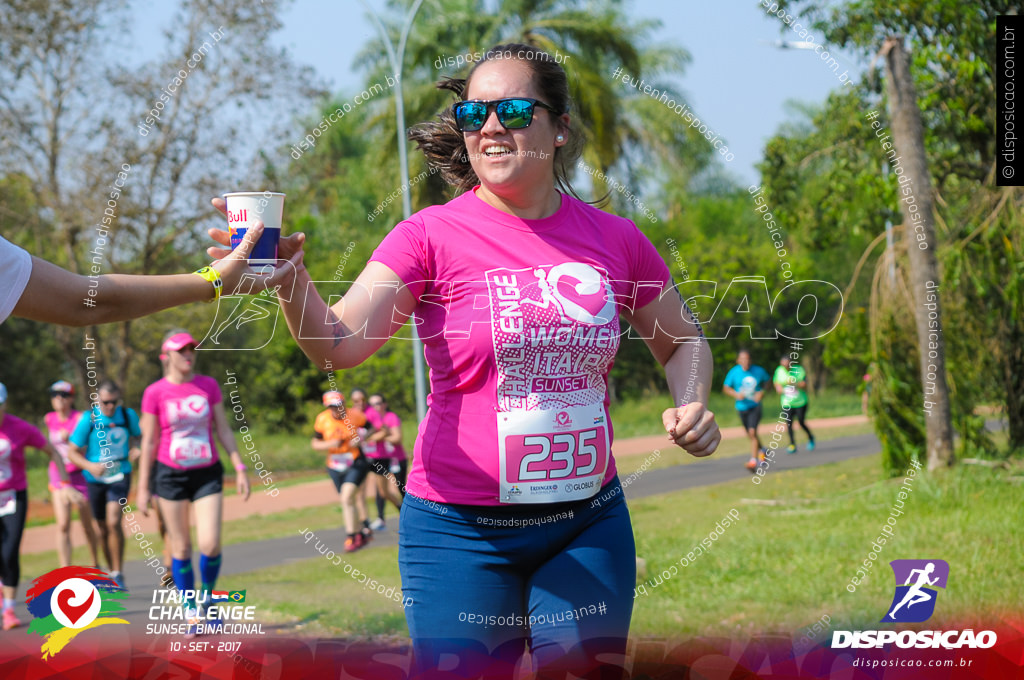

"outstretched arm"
[207,199,417,370]
[13,226,266,327]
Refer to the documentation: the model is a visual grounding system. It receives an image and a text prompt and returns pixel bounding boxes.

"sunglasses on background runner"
[453,98,562,132]
[50,392,73,398]
[369,401,384,408]
[101,399,120,406]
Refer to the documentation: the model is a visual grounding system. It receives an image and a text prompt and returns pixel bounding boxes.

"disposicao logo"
[832,559,997,650]
[25,566,128,659]
[883,559,948,623]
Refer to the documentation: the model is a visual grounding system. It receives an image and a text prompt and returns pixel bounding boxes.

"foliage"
[760,0,1021,463]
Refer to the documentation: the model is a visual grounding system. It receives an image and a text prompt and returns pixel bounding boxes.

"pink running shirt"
[45,410,82,475]
[0,415,48,492]
[141,375,222,470]
[370,188,670,505]
[364,409,406,460]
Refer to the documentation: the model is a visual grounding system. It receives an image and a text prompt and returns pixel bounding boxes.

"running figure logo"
[519,264,616,326]
[882,559,949,623]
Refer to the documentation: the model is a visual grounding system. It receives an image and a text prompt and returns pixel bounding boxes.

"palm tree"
[353,0,714,215]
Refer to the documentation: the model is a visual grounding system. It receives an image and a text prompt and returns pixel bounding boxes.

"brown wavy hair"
[408,43,586,199]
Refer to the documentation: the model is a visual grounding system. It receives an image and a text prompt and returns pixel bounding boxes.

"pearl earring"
[556,135,564,142]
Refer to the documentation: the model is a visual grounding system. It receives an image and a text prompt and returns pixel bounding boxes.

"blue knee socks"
[171,558,194,606]
[199,554,221,593]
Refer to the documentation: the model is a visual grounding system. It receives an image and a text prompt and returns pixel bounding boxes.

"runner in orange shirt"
[312,391,373,552]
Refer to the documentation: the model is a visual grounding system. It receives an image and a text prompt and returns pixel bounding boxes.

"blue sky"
[130,0,864,185]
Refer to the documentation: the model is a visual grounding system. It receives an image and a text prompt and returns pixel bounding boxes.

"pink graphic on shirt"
[45,411,81,473]
[143,376,221,470]
[0,415,46,492]
[0,438,11,487]
[487,263,618,413]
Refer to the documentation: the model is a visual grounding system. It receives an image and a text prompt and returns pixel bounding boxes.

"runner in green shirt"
[773,356,816,453]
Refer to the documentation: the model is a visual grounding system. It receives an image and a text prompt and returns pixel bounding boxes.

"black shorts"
[738,403,763,431]
[152,460,223,502]
[327,467,346,493]
[367,457,407,489]
[86,473,132,521]
[341,455,372,487]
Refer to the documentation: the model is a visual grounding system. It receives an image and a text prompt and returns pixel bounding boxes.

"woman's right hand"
[86,462,107,478]
[207,197,307,296]
[136,487,152,517]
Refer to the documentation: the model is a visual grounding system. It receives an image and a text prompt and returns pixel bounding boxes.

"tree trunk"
[882,37,955,469]
[1006,323,1024,449]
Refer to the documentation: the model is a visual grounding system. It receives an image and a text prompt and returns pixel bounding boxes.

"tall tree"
[766,0,1022,461]
[880,37,953,469]
[353,0,712,218]
[0,0,317,397]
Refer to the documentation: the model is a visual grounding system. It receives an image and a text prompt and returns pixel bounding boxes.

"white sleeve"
[0,235,33,324]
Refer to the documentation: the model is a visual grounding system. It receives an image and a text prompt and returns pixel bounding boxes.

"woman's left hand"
[662,402,720,457]
[62,485,86,505]
[236,470,251,501]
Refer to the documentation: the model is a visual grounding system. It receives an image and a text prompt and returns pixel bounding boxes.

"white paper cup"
[224,191,286,268]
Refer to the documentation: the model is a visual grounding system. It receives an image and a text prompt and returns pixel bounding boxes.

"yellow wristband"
[193,266,223,303]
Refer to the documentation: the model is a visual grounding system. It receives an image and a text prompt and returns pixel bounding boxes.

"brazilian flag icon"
[229,590,246,602]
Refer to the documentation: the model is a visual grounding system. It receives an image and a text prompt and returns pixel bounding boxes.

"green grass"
[232,540,408,638]
[26,449,1021,640]
[18,500,354,579]
[629,457,1024,636]
[205,452,1021,639]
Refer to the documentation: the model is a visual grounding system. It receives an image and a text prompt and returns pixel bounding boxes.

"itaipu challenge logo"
[882,559,949,623]
[25,566,128,658]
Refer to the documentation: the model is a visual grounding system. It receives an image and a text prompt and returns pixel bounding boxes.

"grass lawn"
[204,452,1023,639]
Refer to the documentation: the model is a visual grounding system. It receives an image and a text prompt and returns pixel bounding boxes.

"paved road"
[20,414,872,553]
[100,429,883,628]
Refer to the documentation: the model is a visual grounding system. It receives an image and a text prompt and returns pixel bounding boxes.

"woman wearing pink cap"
[0,381,83,630]
[135,330,250,626]
[44,380,101,569]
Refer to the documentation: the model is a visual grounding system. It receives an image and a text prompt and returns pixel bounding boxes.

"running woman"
[135,331,250,626]
[723,350,771,470]
[209,43,719,678]
[347,389,378,536]
[312,391,371,551]
[0,382,84,630]
[44,380,101,568]
[67,379,141,589]
[365,393,405,530]
[773,355,815,453]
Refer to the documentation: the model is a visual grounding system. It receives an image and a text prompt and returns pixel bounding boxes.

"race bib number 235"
[498,403,609,504]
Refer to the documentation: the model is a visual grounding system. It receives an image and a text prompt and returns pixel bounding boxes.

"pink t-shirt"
[142,375,222,470]
[45,410,82,474]
[370,189,670,505]
[365,410,406,460]
[0,414,48,492]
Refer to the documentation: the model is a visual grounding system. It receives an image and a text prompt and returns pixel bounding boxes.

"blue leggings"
[398,476,634,679]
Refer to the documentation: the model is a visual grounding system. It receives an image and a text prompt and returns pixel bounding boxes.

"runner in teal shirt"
[723,350,770,469]
[67,380,140,589]
[773,356,815,453]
